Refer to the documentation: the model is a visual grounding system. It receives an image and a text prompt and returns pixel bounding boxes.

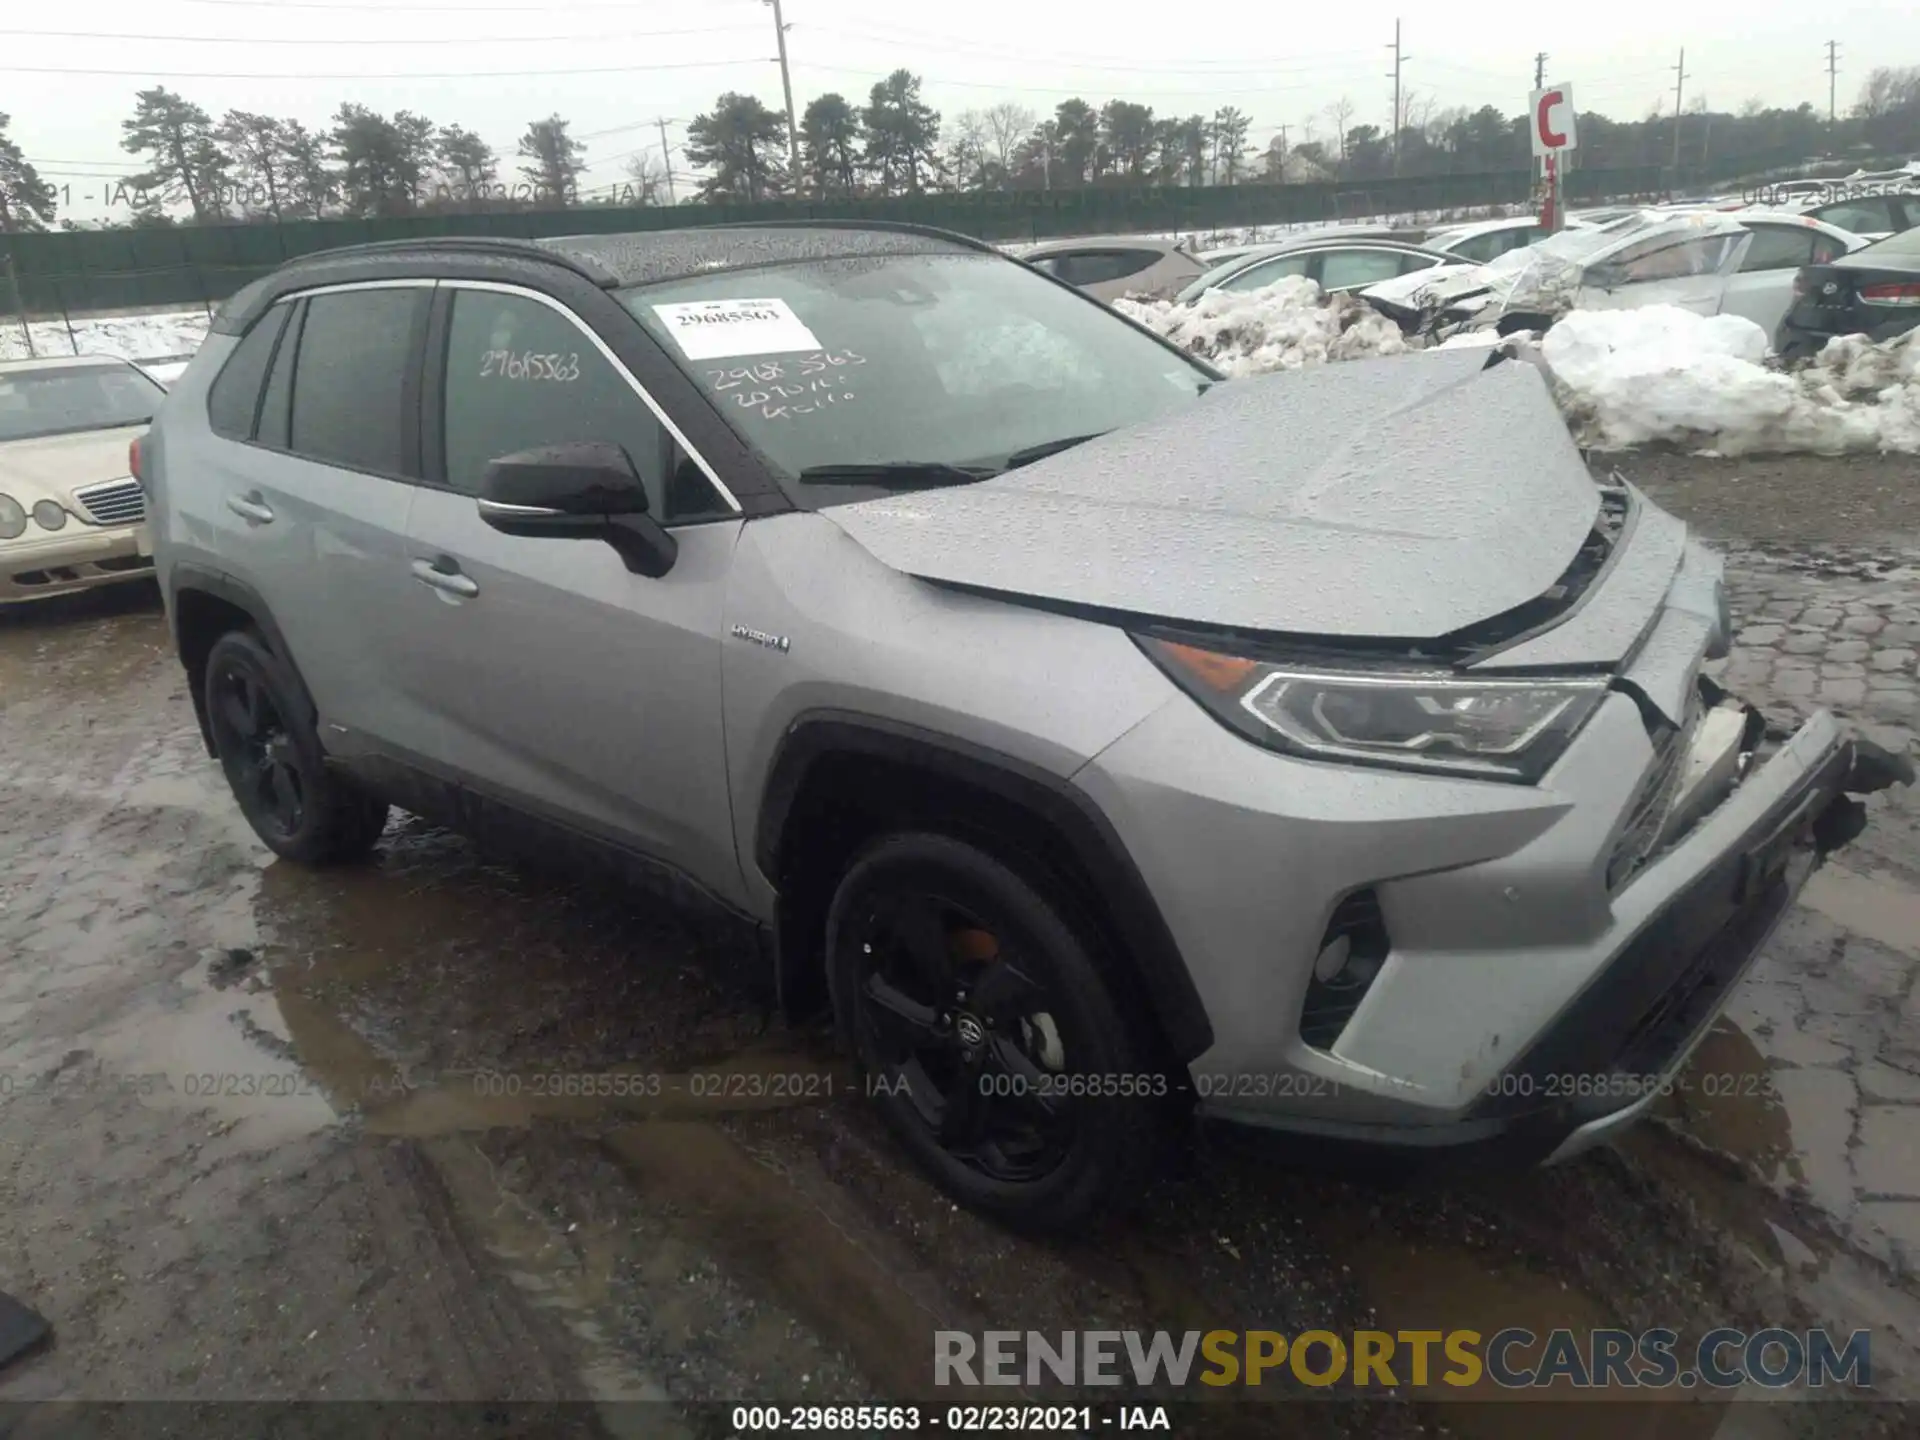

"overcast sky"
[6,0,1912,219]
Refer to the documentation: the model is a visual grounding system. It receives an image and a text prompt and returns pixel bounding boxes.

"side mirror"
[476,441,677,578]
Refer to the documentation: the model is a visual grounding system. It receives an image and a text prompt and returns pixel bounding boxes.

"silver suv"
[145,224,1906,1229]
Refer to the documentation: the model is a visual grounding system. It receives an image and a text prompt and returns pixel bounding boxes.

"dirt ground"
[3,453,1918,1437]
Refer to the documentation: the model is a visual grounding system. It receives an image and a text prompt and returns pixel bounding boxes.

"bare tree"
[983,102,1036,175]
[622,149,666,205]
[946,109,993,190]
[1324,96,1356,165]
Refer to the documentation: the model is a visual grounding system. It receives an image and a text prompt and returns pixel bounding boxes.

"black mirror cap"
[481,441,649,515]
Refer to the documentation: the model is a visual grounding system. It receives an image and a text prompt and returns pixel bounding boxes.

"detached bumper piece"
[1483,722,1908,1163]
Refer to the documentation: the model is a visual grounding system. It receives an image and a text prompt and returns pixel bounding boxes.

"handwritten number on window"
[479,350,581,382]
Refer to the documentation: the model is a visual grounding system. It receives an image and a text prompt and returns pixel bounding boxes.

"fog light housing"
[1300,889,1391,1050]
[32,501,67,531]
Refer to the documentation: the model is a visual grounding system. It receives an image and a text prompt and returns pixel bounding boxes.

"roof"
[210,222,994,333]
[0,354,140,375]
[1020,236,1190,258]
[537,223,982,287]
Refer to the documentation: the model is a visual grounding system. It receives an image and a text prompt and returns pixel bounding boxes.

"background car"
[0,355,161,604]
[1777,224,1920,358]
[1363,210,1865,340]
[1020,237,1207,301]
[1176,239,1467,304]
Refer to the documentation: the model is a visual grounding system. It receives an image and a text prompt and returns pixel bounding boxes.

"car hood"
[825,350,1602,642]
[0,426,144,507]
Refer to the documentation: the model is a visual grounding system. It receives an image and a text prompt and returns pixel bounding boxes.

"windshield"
[625,252,1213,497]
[0,364,163,443]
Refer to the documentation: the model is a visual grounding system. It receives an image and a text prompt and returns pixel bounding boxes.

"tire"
[825,831,1159,1231]
[203,629,389,865]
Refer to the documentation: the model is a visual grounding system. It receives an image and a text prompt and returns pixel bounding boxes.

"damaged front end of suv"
[829,345,1912,1167]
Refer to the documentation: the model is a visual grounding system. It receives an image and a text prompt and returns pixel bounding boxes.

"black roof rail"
[284,234,621,288]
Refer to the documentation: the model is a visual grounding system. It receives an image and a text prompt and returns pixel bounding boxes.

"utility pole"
[1670,47,1688,172]
[1534,52,1548,89]
[1826,40,1841,132]
[1385,19,1405,176]
[657,118,677,206]
[765,0,800,179]
[1277,124,1289,182]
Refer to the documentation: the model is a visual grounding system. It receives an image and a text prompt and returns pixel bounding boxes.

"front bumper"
[0,523,152,603]
[1077,678,1901,1163]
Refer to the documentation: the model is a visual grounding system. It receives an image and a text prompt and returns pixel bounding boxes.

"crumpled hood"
[826,349,1600,641]
[0,427,143,507]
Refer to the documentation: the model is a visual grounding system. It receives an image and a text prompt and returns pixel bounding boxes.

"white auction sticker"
[651,298,823,360]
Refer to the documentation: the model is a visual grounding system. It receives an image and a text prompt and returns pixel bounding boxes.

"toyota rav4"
[144,223,1907,1229]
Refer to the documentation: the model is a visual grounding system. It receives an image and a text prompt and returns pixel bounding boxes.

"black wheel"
[826,832,1158,1230]
[204,629,388,865]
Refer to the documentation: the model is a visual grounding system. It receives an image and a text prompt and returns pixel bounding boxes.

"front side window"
[1443,231,1504,263]
[287,288,422,474]
[439,289,726,520]
[1739,225,1817,272]
[624,251,1211,502]
[1217,253,1312,293]
[0,362,165,443]
[1604,233,1744,284]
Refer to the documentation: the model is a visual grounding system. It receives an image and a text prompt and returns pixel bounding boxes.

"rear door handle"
[225,493,274,524]
[410,557,480,599]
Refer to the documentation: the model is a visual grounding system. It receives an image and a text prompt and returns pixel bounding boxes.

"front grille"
[74,478,146,526]
[1606,703,1697,892]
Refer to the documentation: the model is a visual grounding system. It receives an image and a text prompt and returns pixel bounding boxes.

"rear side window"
[1052,250,1160,286]
[1218,253,1312,293]
[1318,249,1418,289]
[438,289,728,521]
[206,304,289,440]
[1739,226,1817,272]
[287,288,424,475]
[1811,197,1897,234]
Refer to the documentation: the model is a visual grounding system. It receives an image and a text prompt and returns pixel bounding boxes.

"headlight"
[0,494,25,540]
[31,500,67,531]
[1139,636,1609,783]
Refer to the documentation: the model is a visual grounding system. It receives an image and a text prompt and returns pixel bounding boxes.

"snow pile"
[1540,306,1920,455]
[0,310,210,366]
[1116,275,1409,375]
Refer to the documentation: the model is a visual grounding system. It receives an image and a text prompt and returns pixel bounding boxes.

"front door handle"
[410,557,480,599]
[225,492,275,524]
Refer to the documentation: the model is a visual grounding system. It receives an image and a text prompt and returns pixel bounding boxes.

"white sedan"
[0,356,160,604]
[1361,209,1867,342]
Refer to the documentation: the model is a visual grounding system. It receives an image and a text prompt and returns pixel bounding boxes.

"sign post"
[1529,84,1579,233]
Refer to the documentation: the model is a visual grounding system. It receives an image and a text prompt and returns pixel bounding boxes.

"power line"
[802,25,1380,77]
[164,0,766,11]
[0,57,769,79]
[0,24,760,46]
[798,62,1322,99]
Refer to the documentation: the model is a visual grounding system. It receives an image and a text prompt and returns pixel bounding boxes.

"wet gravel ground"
[2,451,1918,1437]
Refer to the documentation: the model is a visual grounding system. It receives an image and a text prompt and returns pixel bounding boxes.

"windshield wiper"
[795,461,996,489]
[998,431,1110,471]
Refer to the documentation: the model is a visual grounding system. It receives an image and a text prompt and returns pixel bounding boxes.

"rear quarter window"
[206,304,290,440]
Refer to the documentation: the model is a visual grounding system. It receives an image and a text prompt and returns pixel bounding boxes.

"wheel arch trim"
[755,711,1214,1061]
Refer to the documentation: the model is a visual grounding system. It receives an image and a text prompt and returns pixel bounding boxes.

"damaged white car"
[1361,210,1864,344]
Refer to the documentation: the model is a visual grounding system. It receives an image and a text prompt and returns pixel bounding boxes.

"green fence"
[2,163,1683,320]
